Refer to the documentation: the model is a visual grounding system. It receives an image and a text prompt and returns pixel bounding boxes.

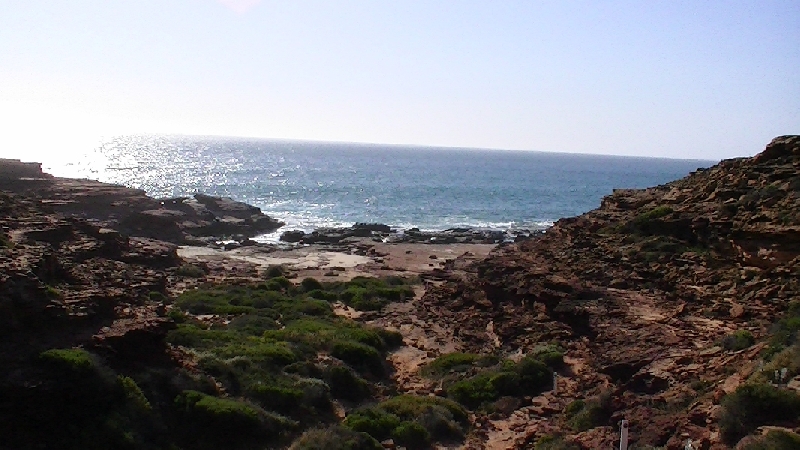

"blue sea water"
[45,135,715,241]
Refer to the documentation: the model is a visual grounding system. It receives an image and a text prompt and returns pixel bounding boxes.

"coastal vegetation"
[420,347,563,410]
[16,275,438,449]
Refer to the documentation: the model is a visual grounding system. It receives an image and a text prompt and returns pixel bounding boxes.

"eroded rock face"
[419,136,800,448]
[0,163,284,244]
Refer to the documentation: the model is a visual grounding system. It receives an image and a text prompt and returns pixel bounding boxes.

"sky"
[0,1,798,162]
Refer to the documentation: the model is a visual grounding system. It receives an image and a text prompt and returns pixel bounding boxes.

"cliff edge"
[419,136,800,449]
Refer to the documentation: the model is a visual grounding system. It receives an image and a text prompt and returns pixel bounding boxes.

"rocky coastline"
[1,136,798,450]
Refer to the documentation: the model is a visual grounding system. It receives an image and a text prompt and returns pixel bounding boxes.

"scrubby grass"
[420,353,499,378]
[534,435,581,450]
[40,348,97,373]
[565,392,613,432]
[335,276,415,311]
[764,301,800,360]
[290,425,383,450]
[175,390,295,447]
[161,277,420,445]
[176,263,206,278]
[343,395,468,447]
[445,355,555,409]
[633,206,674,225]
[721,330,755,351]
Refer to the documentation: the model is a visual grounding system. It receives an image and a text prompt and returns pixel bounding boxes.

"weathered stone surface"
[417,136,800,448]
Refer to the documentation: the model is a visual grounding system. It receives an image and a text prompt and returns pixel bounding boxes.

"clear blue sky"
[1,0,797,161]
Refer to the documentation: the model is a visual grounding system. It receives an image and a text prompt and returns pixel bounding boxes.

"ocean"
[43,135,714,242]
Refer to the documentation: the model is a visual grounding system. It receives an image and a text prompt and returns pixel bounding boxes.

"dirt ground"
[178,238,496,281]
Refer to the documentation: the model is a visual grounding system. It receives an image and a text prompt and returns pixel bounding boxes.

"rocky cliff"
[0,160,284,244]
[418,136,800,449]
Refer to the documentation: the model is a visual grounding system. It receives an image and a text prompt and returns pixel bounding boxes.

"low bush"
[177,263,206,278]
[343,395,467,447]
[175,390,294,446]
[529,344,565,369]
[721,330,755,351]
[719,382,800,443]
[264,265,286,278]
[628,206,675,236]
[534,435,581,450]
[337,277,415,311]
[565,392,612,432]
[421,352,498,378]
[300,277,324,292]
[289,425,382,450]
[227,314,279,335]
[246,383,304,413]
[739,429,800,450]
[331,341,385,376]
[118,376,152,412]
[633,206,674,225]
[40,348,97,374]
[326,365,371,401]
[446,356,552,409]
[343,407,401,441]
[392,422,430,448]
[764,301,800,359]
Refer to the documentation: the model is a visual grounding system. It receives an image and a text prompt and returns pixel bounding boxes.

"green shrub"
[289,425,383,450]
[392,422,430,449]
[719,382,800,443]
[265,265,286,278]
[382,395,468,439]
[300,277,324,292]
[40,348,97,374]
[343,396,467,446]
[529,345,565,369]
[376,328,404,349]
[166,324,239,349]
[326,365,371,401]
[629,206,675,235]
[446,357,552,409]
[177,264,206,278]
[739,429,800,450]
[535,435,581,450]
[566,393,612,432]
[421,352,496,377]
[307,289,339,301]
[721,330,755,351]
[247,383,304,413]
[764,302,800,359]
[215,341,297,367]
[331,341,385,376]
[343,407,401,441]
[633,206,674,224]
[447,371,505,408]
[175,390,293,444]
[118,376,152,412]
[227,314,279,335]
[380,395,468,425]
[337,278,414,311]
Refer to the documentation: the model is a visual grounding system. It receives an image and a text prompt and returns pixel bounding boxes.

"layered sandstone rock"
[419,136,800,449]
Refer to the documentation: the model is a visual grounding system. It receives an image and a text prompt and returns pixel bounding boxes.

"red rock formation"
[419,136,800,449]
